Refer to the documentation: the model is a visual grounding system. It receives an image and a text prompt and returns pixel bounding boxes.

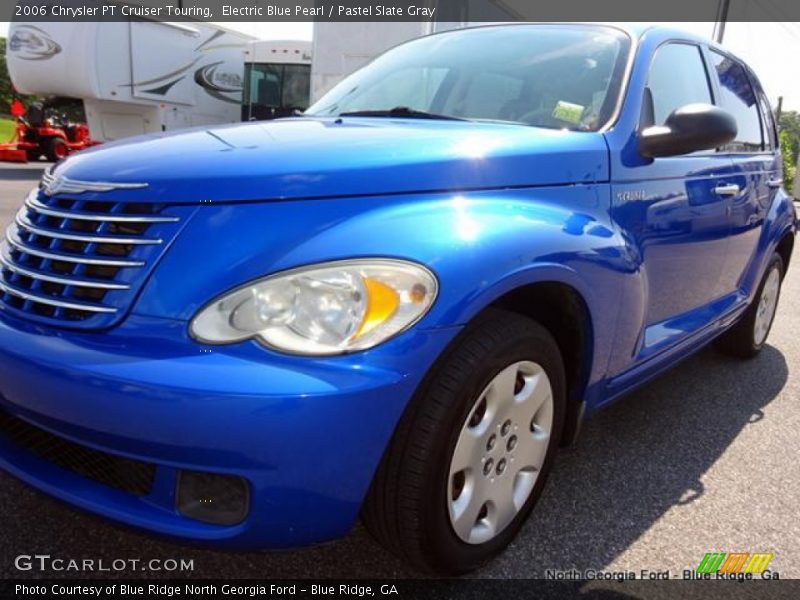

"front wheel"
[716,253,784,358]
[362,309,566,573]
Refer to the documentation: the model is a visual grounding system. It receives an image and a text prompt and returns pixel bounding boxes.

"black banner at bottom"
[4,579,800,600]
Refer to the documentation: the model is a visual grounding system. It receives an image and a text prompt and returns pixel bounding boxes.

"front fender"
[133,186,633,386]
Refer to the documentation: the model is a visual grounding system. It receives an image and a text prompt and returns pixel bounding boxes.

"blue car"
[0,24,795,573]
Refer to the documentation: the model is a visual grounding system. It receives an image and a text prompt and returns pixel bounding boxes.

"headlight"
[190,259,438,355]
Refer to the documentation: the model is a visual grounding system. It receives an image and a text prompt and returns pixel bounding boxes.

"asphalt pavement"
[0,162,798,580]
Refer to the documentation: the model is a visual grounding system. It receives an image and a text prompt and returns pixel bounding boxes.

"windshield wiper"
[339,106,469,122]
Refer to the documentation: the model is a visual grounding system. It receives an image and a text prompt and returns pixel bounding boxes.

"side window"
[757,92,776,151]
[709,51,763,152]
[646,44,712,126]
[753,82,778,151]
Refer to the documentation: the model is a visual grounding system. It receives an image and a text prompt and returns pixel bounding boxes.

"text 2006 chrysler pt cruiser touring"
[0,24,795,573]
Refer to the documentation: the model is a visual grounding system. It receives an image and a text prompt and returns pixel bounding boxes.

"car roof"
[436,23,747,70]
[539,23,739,63]
[580,22,715,46]
[628,23,712,44]
[624,23,750,69]
[453,22,712,46]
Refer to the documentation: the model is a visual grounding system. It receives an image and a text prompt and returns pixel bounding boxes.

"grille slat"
[26,193,179,223]
[0,278,117,313]
[6,227,145,267]
[1,189,181,327]
[0,248,130,290]
[0,408,156,497]
[16,211,163,245]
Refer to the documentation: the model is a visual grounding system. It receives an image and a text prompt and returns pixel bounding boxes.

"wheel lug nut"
[501,420,512,436]
[496,458,507,475]
[483,458,494,476]
[507,435,517,451]
[486,434,496,451]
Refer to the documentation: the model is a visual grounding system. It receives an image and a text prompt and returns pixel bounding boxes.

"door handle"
[767,178,784,189]
[714,184,741,197]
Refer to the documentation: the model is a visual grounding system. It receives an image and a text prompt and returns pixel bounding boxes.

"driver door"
[610,42,734,367]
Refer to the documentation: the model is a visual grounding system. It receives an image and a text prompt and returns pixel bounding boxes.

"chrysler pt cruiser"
[0,24,795,573]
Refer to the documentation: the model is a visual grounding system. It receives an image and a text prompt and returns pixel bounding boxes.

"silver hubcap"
[754,267,780,346]
[448,360,554,544]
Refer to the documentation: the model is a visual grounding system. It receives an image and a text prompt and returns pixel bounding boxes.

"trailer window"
[244,63,311,120]
[283,65,312,111]
[247,65,281,107]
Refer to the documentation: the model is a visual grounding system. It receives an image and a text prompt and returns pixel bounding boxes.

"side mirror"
[639,103,737,158]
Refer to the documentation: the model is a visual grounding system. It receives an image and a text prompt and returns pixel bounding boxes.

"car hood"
[51,118,609,203]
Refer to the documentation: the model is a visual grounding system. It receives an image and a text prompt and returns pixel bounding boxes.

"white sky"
[1,21,799,110]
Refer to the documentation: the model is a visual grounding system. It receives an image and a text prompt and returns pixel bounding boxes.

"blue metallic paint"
[0,311,462,546]
[0,24,795,548]
[58,119,608,203]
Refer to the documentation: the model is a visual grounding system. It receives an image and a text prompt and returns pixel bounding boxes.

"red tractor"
[1,98,100,162]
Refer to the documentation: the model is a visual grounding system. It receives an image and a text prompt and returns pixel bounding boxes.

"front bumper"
[0,312,460,548]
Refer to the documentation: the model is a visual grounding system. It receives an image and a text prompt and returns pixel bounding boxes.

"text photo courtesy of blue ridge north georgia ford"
[0,1,798,592]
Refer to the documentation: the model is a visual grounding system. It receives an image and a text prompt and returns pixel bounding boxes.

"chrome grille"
[0,189,185,328]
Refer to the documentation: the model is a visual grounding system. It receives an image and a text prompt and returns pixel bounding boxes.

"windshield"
[306,25,631,132]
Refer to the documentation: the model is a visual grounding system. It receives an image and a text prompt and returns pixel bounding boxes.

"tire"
[44,137,68,162]
[716,253,784,359]
[25,149,41,162]
[362,309,566,574]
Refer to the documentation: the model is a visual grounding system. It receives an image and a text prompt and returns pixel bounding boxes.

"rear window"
[709,51,763,152]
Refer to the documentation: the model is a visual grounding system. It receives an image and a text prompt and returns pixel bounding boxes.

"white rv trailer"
[7,1,510,141]
[7,21,254,141]
[309,22,435,102]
